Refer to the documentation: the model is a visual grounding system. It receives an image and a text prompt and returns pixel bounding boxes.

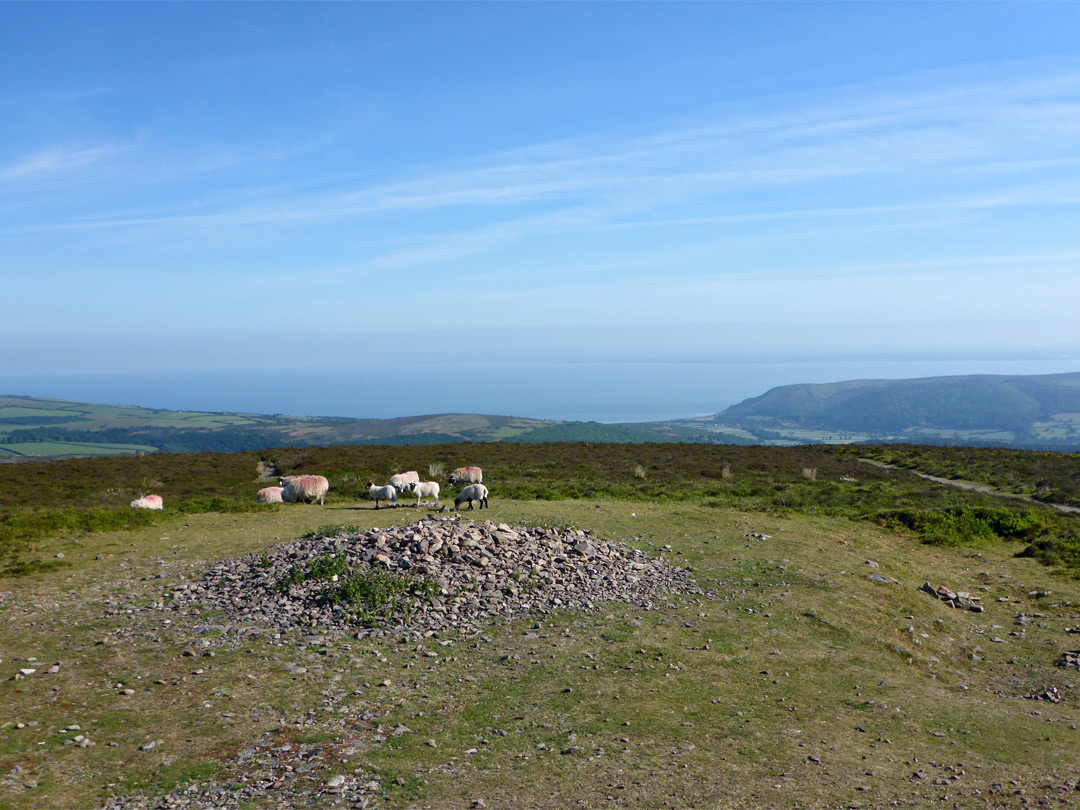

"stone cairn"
[919,581,984,613]
[167,515,699,643]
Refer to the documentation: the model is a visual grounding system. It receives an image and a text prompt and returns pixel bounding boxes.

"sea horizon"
[3,358,1078,426]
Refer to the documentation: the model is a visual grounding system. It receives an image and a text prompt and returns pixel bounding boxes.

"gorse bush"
[1018,532,1080,570]
[871,506,1047,547]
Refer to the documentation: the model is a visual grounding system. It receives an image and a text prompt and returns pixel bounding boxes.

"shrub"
[1017,533,1080,572]
[300,524,359,541]
[329,569,440,625]
[276,553,351,592]
[872,506,1046,547]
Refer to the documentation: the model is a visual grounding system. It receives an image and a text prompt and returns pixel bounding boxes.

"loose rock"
[164,517,698,643]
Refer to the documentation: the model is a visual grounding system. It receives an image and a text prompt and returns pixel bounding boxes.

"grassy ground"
[3,495,1079,809]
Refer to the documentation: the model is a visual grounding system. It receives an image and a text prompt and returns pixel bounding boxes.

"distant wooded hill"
[686,371,1080,449]
[5,371,1080,460]
[0,396,726,460]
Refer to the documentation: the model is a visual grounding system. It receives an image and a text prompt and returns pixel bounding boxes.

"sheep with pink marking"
[389,471,420,493]
[448,466,483,486]
[130,494,163,510]
[279,475,330,505]
[256,486,284,504]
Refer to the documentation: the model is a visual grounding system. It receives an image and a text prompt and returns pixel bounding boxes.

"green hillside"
[699,372,1080,449]
[7,371,1080,460]
[0,396,721,460]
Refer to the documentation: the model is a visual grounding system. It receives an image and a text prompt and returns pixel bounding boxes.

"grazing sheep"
[454,483,489,511]
[389,471,420,491]
[280,475,330,505]
[406,480,440,507]
[448,466,483,485]
[367,481,398,509]
[256,486,284,504]
[130,494,163,510]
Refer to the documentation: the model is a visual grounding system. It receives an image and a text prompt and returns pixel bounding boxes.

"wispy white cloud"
[7,58,1080,240]
[5,56,1080,373]
[0,143,130,183]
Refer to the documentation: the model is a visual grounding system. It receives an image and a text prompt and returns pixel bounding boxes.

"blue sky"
[4,2,1080,384]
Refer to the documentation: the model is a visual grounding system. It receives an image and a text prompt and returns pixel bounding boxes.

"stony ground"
[5,500,1080,810]
[165,515,699,643]
[66,515,699,810]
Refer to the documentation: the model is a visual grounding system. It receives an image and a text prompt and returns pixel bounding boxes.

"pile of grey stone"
[919,581,985,612]
[1056,650,1080,671]
[166,516,698,643]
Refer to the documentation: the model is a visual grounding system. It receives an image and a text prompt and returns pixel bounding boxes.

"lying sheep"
[448,466,483,485]
[367,481,398,509]
[256,486,284,504]
[280,475,329,505]
[389,471,420,491]
[130,494,163,510]
[454,483,489,511]
[406,480,440,507]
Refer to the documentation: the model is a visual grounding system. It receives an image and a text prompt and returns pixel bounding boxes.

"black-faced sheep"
[454,483,489,510]
[448,466,483,485]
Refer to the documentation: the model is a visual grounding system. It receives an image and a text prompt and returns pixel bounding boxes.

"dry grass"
[3,497,1079,809]
[801,466,818,481]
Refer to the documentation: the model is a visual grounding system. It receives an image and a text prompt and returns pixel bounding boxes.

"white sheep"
[130,494,163,510]
[256,486,284,504]
[388,471,420,491]
[280,475,329,505]
[406,480,440,507]
[367,481,398,509]
[448,466,483,485]
[454,483,489,511]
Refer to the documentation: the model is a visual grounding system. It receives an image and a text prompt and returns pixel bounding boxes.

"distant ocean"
[3,359,1078,424]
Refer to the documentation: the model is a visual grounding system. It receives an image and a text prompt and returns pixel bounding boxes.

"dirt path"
[857,457,1080,515]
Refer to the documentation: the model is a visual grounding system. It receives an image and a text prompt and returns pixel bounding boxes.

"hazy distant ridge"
[709,372,1080,447]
